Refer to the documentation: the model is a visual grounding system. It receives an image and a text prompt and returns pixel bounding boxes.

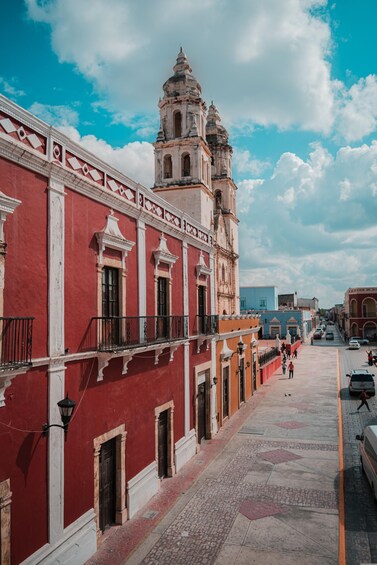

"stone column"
[47,178,66,544]
[137,220,146,342]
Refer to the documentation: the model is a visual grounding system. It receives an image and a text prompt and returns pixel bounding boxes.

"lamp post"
[42,394,76,436]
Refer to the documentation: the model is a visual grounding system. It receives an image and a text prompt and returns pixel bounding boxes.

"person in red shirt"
[288,361,294,379]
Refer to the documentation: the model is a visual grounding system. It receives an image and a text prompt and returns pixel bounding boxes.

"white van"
[356,425,377,500]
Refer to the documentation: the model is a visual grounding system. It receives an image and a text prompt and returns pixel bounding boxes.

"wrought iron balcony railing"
[92,315,189,352]
[0,317,34,369]
[194,315,218,336]
[258,347,280,367]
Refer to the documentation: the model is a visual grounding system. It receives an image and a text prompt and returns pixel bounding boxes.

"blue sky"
[2,0,377,308]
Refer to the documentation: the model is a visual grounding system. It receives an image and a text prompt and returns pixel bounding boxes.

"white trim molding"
[96,210,135,268]
[153,233,178,270]
[20,509,96,565]
[196,251,211,278]
[0,191,21,241]
[127,462,159,519]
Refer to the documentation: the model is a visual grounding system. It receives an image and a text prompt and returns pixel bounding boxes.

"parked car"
[349,339,361,350]
[350,337,370,345]
[313,331,322,340]
[325,331,334,340]
[356,425,377,500]
[347,369,375,396]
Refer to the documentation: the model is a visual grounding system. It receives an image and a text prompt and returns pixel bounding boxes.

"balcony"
[92,315,189,352]
[194,315,218,336]
[258,347,280,367]
[0,317,34,369]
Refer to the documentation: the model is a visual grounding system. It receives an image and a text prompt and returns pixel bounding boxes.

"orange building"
[215,314,260,429]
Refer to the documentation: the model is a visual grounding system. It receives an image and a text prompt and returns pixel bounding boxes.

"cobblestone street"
[88,342,341,565]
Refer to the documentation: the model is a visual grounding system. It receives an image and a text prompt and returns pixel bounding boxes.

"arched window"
[163,155,172,179]
[174,111,182,137]
[362,297,377,318]
[182,154,191,177]
[215,191,222,209]
[350,299,357,317]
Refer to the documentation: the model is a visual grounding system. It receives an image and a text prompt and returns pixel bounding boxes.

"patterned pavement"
[120,344,340,565]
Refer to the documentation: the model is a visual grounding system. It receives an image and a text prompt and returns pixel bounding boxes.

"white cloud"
[335,75,377,142]
[238,140,377,307]
[233,148,269,176]
[57,126,154,187]
[25,0,337,135]
[0,77,25,98]
[29,102,79,127]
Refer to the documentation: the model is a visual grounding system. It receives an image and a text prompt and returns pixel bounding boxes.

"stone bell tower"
[153,48,214,230]
[206,102,239,315]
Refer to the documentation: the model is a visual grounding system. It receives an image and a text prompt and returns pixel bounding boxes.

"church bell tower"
[153,48,214,230]
[153,49,240,315]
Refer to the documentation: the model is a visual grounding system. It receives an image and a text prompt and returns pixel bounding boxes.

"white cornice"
[0,95,213,252]
[0,136,212,253]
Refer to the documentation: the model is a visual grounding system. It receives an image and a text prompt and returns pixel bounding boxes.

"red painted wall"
[64,189,138,353]
[0,368,48,564]
[63,346,185,527]
[187,248,211,334]
[145,227,183,316]
[0,157,48,358]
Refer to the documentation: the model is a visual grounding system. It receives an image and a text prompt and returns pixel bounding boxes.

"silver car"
[347,370,375,396]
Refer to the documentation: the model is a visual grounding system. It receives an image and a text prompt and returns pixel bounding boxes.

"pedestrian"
[282,353,287,363]
[311,336,314,345]
[368,350,373,366]
[293,348,297,359]
[287,347,291,359]
[281,342,286,353]
[357,389,371,412]
[288,361,294,379]
[282,361,287,376]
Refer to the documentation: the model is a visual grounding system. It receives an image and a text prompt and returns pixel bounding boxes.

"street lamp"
[237,340,244,356]
[42,394,76,436]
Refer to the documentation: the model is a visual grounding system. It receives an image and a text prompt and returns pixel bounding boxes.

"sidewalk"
[87,344,340,565]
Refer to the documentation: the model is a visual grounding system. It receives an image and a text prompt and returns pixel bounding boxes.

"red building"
[0,94,219,564]
[344,287,377,341]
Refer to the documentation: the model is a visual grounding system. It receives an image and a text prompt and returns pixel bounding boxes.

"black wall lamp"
[211,376,218,387]
[237,340,244,355]
[42,394,76,436]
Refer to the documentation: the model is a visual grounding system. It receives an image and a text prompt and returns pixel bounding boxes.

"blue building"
[240,286,278,311]
[257,309,313,340]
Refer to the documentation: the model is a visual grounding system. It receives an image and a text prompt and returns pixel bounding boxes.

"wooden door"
[102,267,120,347]
[239,358,245,403]
[223,367,229,418]
[157,277,169,339]
[99,438,116,532]
[197,382,207,443]
[158,410,168,478]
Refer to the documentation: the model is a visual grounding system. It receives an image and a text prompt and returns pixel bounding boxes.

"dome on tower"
[162,48,202,98]
[206,102,229,144]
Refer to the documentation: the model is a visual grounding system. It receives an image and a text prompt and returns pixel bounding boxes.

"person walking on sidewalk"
[282,360,287,376]
[288,361,294,379]
[357,389,371,412]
